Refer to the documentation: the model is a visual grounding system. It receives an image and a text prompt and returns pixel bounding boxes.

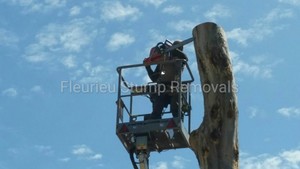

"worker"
[143,41,188,119]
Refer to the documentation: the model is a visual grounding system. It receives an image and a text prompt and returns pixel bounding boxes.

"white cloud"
[101,1,141,21]
[34,145,54,155]
[281,150,300,166]
[88,153,103,160]
[48,18,97,52]
[262,8,294,23]
[69,6,81,16]
[148,29,168,43]
[7,148,20,155]
[22,17,111,85]
[168,20,196,32]
[248,107,258,119]
[227,7,294,46]
[279,0,300,6]
[241,148,300,169]
[72,145,93,155]
[30,85,43,93]
[151,161,168,169]
[2,88,18,97]
[24,17,100,63]
[162,5,182,15]
[71,145,103,161]
[136,0,166,8]
[2,0,66,13]
[227,25,277,46]
[230,51,278,79]
[59,157,70,162]
[59,21,98,52]
[247,107,268,119]
[278,107,300,117]
[204,4,231,22]
[75,62,110,83]
[258,7,294,22]
[70,61,112,83]
[61,55,77,68]
[234,59,272,78]
[44,0,66,7]
[82,1,96,8]
[171,156,188,169]
[107,32,135,51]
[150,156,189,169]
[24,44,49,63]
[227,28,254,46]
[0,28,19,47]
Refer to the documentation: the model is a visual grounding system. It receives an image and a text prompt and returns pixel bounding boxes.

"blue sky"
[1,0,300,169]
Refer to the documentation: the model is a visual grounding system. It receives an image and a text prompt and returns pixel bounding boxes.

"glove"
[143,57,151,63]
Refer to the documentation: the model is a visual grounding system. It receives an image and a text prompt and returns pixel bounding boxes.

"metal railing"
[116,59,194,133]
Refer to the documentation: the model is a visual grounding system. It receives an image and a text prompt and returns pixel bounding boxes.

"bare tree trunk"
[189,22,239,169]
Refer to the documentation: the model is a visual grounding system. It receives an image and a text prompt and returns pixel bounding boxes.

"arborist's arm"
[170,48,188,61]
[144,59,160,82]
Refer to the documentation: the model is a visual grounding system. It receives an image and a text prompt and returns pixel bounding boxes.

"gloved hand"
[143,57,151,63]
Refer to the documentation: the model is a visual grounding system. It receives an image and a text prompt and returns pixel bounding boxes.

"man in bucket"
[143,40,188,120]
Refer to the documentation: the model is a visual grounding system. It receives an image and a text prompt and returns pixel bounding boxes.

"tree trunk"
[189,22,239,169]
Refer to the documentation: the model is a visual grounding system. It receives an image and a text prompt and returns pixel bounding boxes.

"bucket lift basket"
[116,59,194,153]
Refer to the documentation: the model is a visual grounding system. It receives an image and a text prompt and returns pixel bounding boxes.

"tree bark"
[189,22,239,169]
